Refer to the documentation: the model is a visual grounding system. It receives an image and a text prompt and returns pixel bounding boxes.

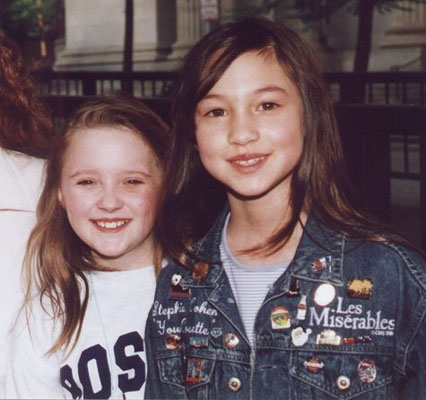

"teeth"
[95,220,127,229]
[234,157,264,166]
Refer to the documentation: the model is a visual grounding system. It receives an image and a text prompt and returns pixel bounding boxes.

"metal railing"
[335,104,426,248]
[326,72,426,105]
[34,70,426,105]
[34,70,176,98]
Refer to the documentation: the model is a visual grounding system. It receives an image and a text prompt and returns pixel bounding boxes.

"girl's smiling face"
[195,50,304,205]
[58,126,163,270]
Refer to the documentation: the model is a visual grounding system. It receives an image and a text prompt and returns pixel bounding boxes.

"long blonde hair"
[24,94,169,354]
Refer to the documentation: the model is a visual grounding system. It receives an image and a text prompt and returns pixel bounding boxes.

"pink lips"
[227,153,269,174]
[90,218,131,233]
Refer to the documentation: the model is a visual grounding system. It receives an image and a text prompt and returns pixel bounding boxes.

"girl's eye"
[126,179,143,185]
[206,108,226,117]
[258,102,278,111]
[77,179,94,186]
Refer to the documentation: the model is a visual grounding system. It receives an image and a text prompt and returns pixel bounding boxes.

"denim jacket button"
[336,375,351,390]
[228,377,242,392]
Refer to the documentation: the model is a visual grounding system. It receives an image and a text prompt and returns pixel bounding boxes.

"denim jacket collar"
[180,207,346,291]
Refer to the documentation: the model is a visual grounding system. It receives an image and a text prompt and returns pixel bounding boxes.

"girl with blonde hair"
[5,94,169,399]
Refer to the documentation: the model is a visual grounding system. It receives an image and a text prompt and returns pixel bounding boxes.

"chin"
[228,186,271,201]
[92,247,126,261]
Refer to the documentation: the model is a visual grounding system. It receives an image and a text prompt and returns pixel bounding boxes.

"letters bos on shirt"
[60,331,145,399]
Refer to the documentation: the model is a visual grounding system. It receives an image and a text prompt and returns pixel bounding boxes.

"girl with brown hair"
[5,94,169,399]
[145,17,426,399]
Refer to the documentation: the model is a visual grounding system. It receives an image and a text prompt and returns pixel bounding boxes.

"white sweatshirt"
[0,148,45,392]
[4,266,156,399]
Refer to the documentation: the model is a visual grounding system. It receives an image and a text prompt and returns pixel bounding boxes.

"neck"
[92,244,156,271]
[226,191,306,266]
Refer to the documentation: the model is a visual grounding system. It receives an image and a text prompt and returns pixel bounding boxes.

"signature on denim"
[151,298,217,335]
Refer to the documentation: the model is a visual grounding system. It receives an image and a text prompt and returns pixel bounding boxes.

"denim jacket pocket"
[289,345,394,399]
[156,349,186,389]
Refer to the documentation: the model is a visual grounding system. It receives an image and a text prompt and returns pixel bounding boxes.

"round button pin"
[358,359,377,384]
[165,334,181,350]
[314,283,336,306]
[336,375,350,390]
[223,333,239,348]
[228,377,241,392]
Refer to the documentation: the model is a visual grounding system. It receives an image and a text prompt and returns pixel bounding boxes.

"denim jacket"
[145,209,426,399]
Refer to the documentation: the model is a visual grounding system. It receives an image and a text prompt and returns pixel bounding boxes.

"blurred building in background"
[52,0,426,72]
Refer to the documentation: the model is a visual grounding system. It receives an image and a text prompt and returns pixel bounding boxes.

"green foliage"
[0,0,61,40]
[235,0,426,21]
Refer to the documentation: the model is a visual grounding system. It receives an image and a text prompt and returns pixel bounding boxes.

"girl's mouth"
[233,156,265,166]
[91,219,131,232]
[228,153,268,172]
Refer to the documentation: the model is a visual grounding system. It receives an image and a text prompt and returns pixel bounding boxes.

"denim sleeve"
[144,267,188,400]
[399,295,426,398]
[392,245,426,398]
[144,313,160,400]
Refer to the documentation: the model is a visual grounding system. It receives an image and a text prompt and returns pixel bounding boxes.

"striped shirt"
[220,214,291,346]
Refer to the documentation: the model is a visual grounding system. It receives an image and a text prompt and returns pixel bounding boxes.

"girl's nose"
[228,113,259,146]
[97,187,124,212]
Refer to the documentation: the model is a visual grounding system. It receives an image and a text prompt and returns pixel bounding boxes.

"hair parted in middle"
[158,16,384,267]
[24,93,169,354]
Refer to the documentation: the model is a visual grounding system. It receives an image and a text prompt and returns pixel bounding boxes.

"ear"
[57,188,64,205]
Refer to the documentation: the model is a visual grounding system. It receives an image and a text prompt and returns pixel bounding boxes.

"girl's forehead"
[201,48,293,91]
[204,47,275,73]
[201,50,296,97]
[66,125,148,149]
[58,127,163,181]
[62,126,154,165]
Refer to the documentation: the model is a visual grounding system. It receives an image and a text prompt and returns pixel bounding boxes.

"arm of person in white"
[4,308,67,399]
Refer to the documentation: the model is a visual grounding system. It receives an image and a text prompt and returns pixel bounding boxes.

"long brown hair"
[24,94,169,354]
[0,29,52,157]
[158,16,397,266]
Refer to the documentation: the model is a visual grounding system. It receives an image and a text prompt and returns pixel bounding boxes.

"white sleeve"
[3,310,66,399]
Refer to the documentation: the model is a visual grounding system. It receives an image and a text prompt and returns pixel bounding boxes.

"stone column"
[133,0,176,70]
[55,0,176,71]
[169,0,201,60]
[54,0,122,70]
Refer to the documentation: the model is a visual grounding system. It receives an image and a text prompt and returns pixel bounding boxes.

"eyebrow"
[69,170,152,179]
[200,85,289,101]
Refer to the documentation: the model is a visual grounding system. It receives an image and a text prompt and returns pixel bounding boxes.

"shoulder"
[0,149,46,210]
[344,237,426,292]
[0,148,45,177]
